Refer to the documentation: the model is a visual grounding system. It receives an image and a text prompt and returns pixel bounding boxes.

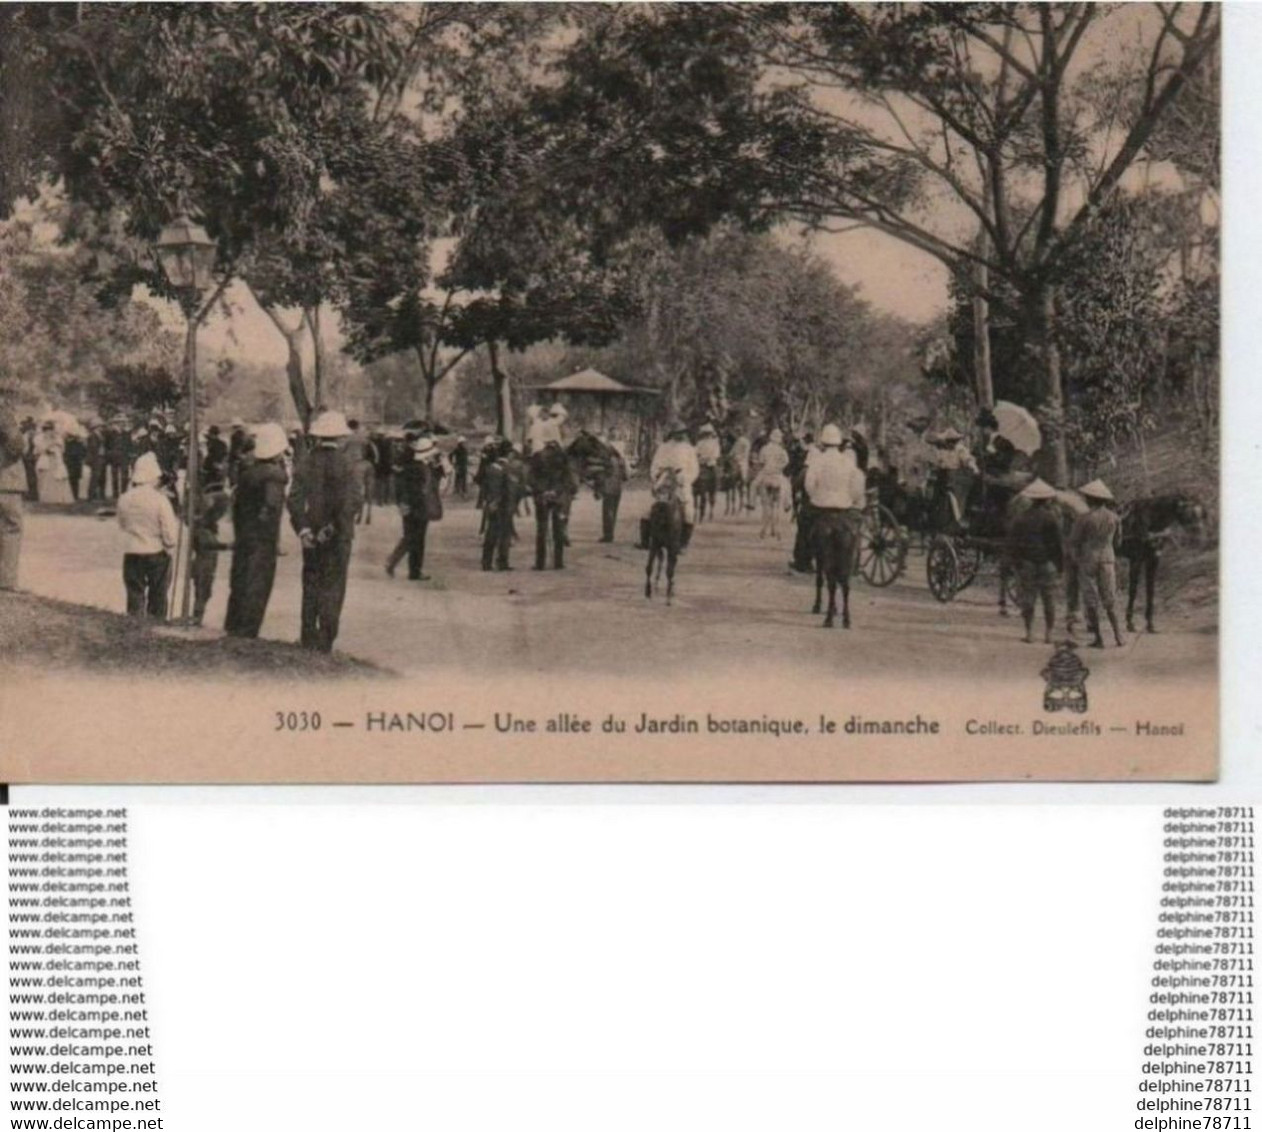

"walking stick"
[166,515,184,624]
[165,475,187,624]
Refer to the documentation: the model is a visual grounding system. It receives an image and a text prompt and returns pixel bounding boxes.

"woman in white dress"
[752,428,790,539]
[34,422,74,505]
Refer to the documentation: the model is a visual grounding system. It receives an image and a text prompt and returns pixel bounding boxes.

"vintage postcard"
[0,3,1219,782]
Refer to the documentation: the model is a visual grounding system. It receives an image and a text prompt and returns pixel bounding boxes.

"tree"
[606,228,887,433]
[0,3,419,422]
[545,3,1220,483]
[442,226,919,445]
[0,216,180,406]
[95,362,179,419]
[340,7,626,434]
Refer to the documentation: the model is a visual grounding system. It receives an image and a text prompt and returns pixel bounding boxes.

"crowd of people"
[636,409,1130,650]
[0,395,1133,658]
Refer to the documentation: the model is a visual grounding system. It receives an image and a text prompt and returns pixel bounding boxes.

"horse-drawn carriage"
[920,468,1023,605]
[854,490,910,588]
[856,462,1019,602]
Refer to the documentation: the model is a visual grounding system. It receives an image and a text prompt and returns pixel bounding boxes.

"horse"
[692,462,719,523]
[1119,493,1207,633]
[810,509,861,629]
[645,469,685,604]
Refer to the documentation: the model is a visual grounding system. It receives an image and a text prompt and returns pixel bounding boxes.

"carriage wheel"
[955,542,983,592]
[926,537,959,602]
[858,505,908,587]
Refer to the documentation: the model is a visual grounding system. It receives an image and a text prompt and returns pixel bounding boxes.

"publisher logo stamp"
[1041,641,1090,714]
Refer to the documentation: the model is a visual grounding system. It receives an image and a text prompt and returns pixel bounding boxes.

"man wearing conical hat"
[1009,478,1064,644]
[1067,479,1124,648]
[116,452,180,620]
[287,410,363,652]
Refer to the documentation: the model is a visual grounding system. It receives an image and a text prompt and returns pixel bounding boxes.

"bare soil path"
[15,488,1215,681]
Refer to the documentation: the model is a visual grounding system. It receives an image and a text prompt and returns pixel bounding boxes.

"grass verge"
[0,590,388,679]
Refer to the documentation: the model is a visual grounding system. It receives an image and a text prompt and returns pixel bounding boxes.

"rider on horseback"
[805,425,866,514]
[804,424,867,628]
[696,423,721,469]
[640,420,698,552]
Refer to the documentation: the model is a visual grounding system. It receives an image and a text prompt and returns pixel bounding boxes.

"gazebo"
[528,368,660,435]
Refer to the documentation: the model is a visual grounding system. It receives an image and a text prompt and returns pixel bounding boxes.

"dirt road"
[15,488,1215,682]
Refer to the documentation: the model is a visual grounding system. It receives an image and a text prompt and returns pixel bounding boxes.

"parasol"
[993,400,1041,455]
[401,419,451,436]
[41,409,86,438]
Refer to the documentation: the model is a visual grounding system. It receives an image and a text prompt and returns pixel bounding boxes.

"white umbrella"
[993,400,1041,455]
[41,409,86,438]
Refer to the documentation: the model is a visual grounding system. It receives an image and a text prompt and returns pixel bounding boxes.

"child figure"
[191,487,233,627]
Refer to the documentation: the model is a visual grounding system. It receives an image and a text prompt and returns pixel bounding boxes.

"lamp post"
[154,214,218,625]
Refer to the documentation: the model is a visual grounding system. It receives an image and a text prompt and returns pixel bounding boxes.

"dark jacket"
[596,446,628,496]
[479,457,515,515]
[397,459,444,522]
[205,436,229,481]
[848,432,870,472]
[194,493,232,555]
[104,428,131,464]
[234,459,288,545]
[528,444,578,501]
[288,443,361,544]
[64,435,86,471]
[1009,504,1064,570]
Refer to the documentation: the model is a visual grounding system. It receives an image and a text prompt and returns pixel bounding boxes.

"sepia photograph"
[0,2,1220,782]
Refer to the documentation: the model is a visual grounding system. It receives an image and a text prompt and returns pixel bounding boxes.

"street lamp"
[155,214,217,626]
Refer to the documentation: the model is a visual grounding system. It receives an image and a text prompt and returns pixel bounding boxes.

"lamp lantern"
[153,211,218,626]
[155,214,218,293]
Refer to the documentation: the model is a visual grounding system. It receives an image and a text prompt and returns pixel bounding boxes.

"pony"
[810,510,861,629]
[645,468,686,604]
[692,462,719,523]
[1119,493,1207,633]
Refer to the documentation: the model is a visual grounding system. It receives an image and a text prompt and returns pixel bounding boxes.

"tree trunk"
[487,340,513,439]
[972,258,994,409]
[282,326,312,428]
[256,300,313,428]
[411,346,432,422]
[307,305,325,411]
[665,366,681,419]
[424,377,437,421]
[1032,282,1070,487]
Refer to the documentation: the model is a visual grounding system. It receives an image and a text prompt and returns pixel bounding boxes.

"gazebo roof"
[537,368,658,395]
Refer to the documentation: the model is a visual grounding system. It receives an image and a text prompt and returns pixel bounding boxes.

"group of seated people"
[864,409,1035,538]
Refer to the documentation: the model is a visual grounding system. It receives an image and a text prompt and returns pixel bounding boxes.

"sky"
[186,222,952,373]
